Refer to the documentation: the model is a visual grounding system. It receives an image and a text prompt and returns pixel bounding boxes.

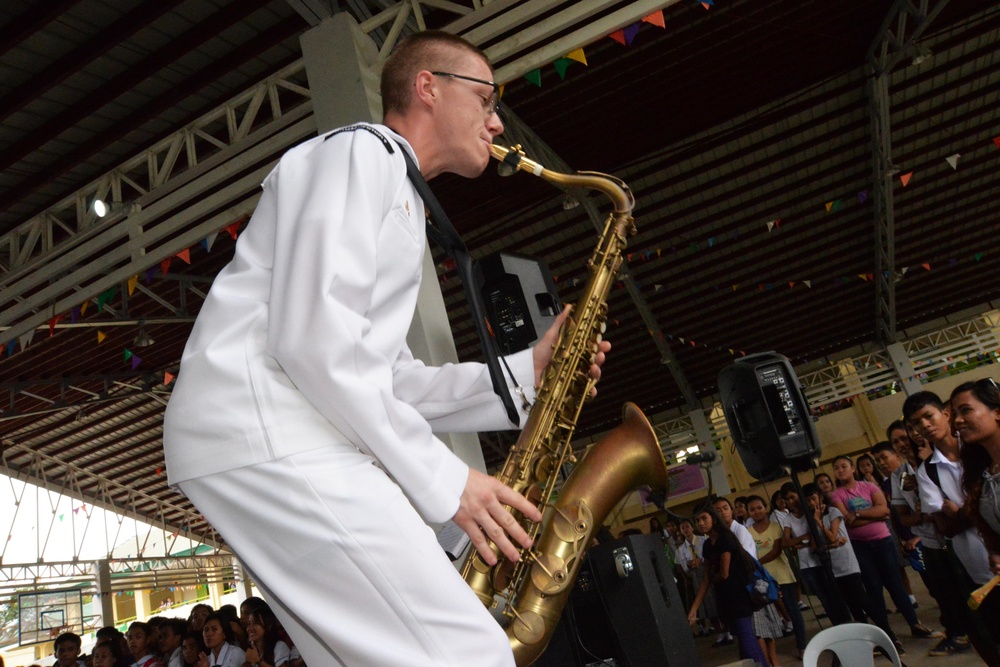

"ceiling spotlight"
[92,198,108,217]
[134,324,155,348]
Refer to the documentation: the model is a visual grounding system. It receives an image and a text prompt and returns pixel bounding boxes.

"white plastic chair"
[802,623,902,667]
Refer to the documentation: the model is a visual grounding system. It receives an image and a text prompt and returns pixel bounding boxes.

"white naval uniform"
[163,124,535,667]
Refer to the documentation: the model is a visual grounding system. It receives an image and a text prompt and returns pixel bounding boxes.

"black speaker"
[474,252,561,355]
[718,351,820,481]
[585,534,698,667]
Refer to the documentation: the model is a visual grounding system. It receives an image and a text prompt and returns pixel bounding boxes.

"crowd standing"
[661,384,1000,665]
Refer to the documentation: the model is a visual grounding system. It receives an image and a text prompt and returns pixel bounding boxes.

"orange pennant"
[609,30,626,46]
[176,248,191,264]
[164,371,175,385]
[97,330,107,344]
[161,257,171,276]
[922,263,931,271]
[900,172,913,187]
[642,10,665,28]
[127,275,138,296]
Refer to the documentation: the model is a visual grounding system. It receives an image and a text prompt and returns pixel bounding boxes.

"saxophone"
[461,144,670,666]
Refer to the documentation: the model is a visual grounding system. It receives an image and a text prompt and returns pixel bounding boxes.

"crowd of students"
[39,597,305,667]
[660,385,1000,667]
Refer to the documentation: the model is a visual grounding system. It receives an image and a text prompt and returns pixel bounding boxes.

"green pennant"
[524,69,542,87]
[553,58,572,80]
[975,252,984,262]
[124,349,133,362]
[96,287,117,312]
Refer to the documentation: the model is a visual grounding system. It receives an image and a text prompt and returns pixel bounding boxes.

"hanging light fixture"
[133,322,155,348]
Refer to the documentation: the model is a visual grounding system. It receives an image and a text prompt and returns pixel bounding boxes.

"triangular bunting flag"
[176,248,191,264]
[900,172,913,187]
[789,282,795,288]
[609,30,626,46]
[161,257,171,276]
[825,201,834,213]
[701,0,713,8]
[565,48,587,65]
[524,69,542,87]
[97,330,107,344]
[642,10,665,28]
[97,287,116,312]
[553,58,572,80]
[124,349,133,362]
[80,299,89,315]
[145,268,155,284]
[975,252,984,262]
[804,280,811,288]
[49,315,62,337]
[732,284,739,292]
[946,153,961,170]
[164,371,175,385]
[498,84,505,100]
[767,221,775,232]
[654,284,663,292]
[623,23,641,45]
[858,190,869,204]
[19,330,35,350]
[774,219,781,228]
[204,232,218,252]
[71,306,80,323]
[225,221,241,240]
[131,353,142,370]
[922,263,931,271]
[993,136,1000,150]
[6,340,15,357]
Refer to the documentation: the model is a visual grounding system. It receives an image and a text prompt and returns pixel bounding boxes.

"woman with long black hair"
[686,506,769,666]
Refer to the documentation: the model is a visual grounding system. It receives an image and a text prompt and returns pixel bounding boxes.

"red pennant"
[900,172,913,187]
[161,257,171,276]
[225,221,241,240]
[993,136,1000,150]
[922,263,931,271]
[609,30,626,46]
[176,248,191,264]
[164,371,175,385]
[49,315,63,337]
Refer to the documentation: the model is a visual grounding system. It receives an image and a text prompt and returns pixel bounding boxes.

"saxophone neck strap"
[395,140,521,427]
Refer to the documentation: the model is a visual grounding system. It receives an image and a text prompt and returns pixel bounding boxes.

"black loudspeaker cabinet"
[718,351,821,481]
[474,252,561,355]
[535,533,697,667]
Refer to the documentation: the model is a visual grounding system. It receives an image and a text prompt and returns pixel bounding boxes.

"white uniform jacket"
[163,124,534,524]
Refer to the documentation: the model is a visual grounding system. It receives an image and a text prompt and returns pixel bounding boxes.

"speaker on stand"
[717,351,820,481]
[474,252,561,355]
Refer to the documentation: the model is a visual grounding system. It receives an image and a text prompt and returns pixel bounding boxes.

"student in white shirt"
[196,614,245,667]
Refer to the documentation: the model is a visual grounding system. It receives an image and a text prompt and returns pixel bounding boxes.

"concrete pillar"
[299,14,487,472]
[209,582,225,609]
[233,560,255,604]
[94,560,115,628]
[886,341,924,395]
[134,589,152,621]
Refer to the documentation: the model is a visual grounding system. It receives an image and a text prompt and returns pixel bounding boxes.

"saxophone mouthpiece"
[496,148,522,177]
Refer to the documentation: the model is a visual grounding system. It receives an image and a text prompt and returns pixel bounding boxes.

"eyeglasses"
[431,71,501,116]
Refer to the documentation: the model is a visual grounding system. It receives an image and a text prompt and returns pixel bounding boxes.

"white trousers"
[179,446,513,667]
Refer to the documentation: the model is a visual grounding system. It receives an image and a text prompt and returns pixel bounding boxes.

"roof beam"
[286,0,338,25]
[867,0,951,346]
[0,0,86,59]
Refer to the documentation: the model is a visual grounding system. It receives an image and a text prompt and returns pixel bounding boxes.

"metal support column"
[868,0,951,347]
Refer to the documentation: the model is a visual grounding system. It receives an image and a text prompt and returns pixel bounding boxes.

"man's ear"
[412,70,437,109]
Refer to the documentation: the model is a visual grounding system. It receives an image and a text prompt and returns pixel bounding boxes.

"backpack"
[742,551,780,610]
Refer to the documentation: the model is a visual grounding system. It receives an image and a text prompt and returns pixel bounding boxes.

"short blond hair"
[381,31,491,116]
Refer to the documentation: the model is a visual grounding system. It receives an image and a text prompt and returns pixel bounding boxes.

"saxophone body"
[461,145,670,666]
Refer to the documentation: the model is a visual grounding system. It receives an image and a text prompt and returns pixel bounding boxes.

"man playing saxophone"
[163,30,610,667]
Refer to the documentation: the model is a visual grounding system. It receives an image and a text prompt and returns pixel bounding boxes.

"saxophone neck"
[490,144,634,215]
